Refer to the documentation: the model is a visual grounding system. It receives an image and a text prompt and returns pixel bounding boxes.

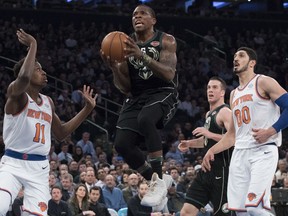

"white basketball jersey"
[231,74,281,149]
[3,93,52,155]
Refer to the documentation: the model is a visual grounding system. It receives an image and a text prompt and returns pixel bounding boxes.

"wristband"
[141,53,152,66]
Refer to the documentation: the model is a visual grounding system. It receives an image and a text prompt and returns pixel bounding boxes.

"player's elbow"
[164,69,176,82]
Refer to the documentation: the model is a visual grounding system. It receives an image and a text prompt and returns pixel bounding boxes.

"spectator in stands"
[76,132,97,162]
[95,168,106,188]
[60,173,74,202]
[48,185,72,216]
[102,174,127,211]
[117,169,133,190]
[85,169,98,192]
[48,143,58,161]
[275,159,288,187]
[68,183,95,216]
[49,172,58,192]
[73,146,84,163]
[166,183,185,214]
[88,186,110,216]
[122,173,139,204]
[69,160,80,179]
[58,142,73,164]
[50,160,59,176]
[165,141,184,165]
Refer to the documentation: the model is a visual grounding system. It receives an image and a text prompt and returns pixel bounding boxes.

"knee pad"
[0,190,12,216]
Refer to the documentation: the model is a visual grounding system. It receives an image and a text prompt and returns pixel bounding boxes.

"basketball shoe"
[141,172,167,207]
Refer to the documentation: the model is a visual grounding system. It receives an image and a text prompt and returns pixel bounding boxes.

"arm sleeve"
[272,93,288,132]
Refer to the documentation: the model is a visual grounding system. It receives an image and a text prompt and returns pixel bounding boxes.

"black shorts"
[116,89,178,135]
[185,167,230,216]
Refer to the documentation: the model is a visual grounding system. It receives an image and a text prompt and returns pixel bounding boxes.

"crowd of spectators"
[0,2,288,215]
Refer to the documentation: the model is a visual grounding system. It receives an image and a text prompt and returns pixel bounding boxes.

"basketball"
[101,31,128,63]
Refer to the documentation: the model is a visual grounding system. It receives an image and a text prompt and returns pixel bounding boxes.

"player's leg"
[211,167,230,216]
[228,149,250,211]
[21,160,50,216]
[180,172,210,216]
[0,158,23,216]
[0,176,21,215]
[114,128,153,180]
[245,145,278,216]
[138,102,164,178]
[180,203,199,216]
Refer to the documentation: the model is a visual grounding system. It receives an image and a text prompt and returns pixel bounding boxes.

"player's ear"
[152,18,156,25]
[250,60,256,68]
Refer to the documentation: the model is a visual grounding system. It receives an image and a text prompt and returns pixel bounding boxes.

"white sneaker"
[152,196,168,212]
[162,173,173,189]
[141,173,167,207]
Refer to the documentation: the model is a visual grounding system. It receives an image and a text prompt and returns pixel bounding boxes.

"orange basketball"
[101,31,128,63]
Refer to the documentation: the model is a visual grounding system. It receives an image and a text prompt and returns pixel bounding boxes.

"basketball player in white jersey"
[0,29,97,216]
[202,47,288,216]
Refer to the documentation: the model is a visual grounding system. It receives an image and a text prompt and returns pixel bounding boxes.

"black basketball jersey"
[128,30,178,96]
[204,104,233,169]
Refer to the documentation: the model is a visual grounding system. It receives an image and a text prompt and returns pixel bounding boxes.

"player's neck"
[136,29,155,43]
[238,71,256,88]
[209,100,224,112]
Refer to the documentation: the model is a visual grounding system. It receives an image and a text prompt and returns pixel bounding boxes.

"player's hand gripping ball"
[101,31,128,63]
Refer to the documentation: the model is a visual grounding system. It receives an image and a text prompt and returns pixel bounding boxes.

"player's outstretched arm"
[178,137,204,152]
[6,29,37,115]
[51,85,97,141]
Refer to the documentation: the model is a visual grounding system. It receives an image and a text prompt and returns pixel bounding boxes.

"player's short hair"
[139,4,156,18]
[237,47,257,62]
[209,76,227,91]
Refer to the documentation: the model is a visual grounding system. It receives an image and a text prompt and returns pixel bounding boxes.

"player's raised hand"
[81,85,97,109]
[123,36,143,59]
[193,127,210,138]
[16,29,36,47]
[202,149,215,172]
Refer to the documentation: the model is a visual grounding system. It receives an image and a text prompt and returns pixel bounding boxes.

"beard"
[234,62,249,74]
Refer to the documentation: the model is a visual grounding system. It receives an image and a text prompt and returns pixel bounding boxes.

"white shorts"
[0,155,50,215]
[228,144,278,211]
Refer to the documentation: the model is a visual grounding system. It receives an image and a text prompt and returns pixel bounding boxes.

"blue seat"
[118,207,128,216]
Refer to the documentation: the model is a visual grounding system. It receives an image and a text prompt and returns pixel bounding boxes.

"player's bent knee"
[0,190,13,216]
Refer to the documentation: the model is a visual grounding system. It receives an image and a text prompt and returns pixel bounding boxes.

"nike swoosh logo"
[264,151,271,154]
[42,165,48,169]
[215,176,222,180]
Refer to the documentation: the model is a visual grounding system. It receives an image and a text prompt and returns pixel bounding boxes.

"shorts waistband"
[5,149,47,161]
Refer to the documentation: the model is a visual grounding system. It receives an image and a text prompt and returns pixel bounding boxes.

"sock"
[149,156,163,179]
[137,161,153,180]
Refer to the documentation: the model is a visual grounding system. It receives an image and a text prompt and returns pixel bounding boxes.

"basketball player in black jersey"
[101,5,178,207]
[178,77,233,216]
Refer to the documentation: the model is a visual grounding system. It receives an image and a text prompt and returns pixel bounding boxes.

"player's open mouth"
[135,21,143,27]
